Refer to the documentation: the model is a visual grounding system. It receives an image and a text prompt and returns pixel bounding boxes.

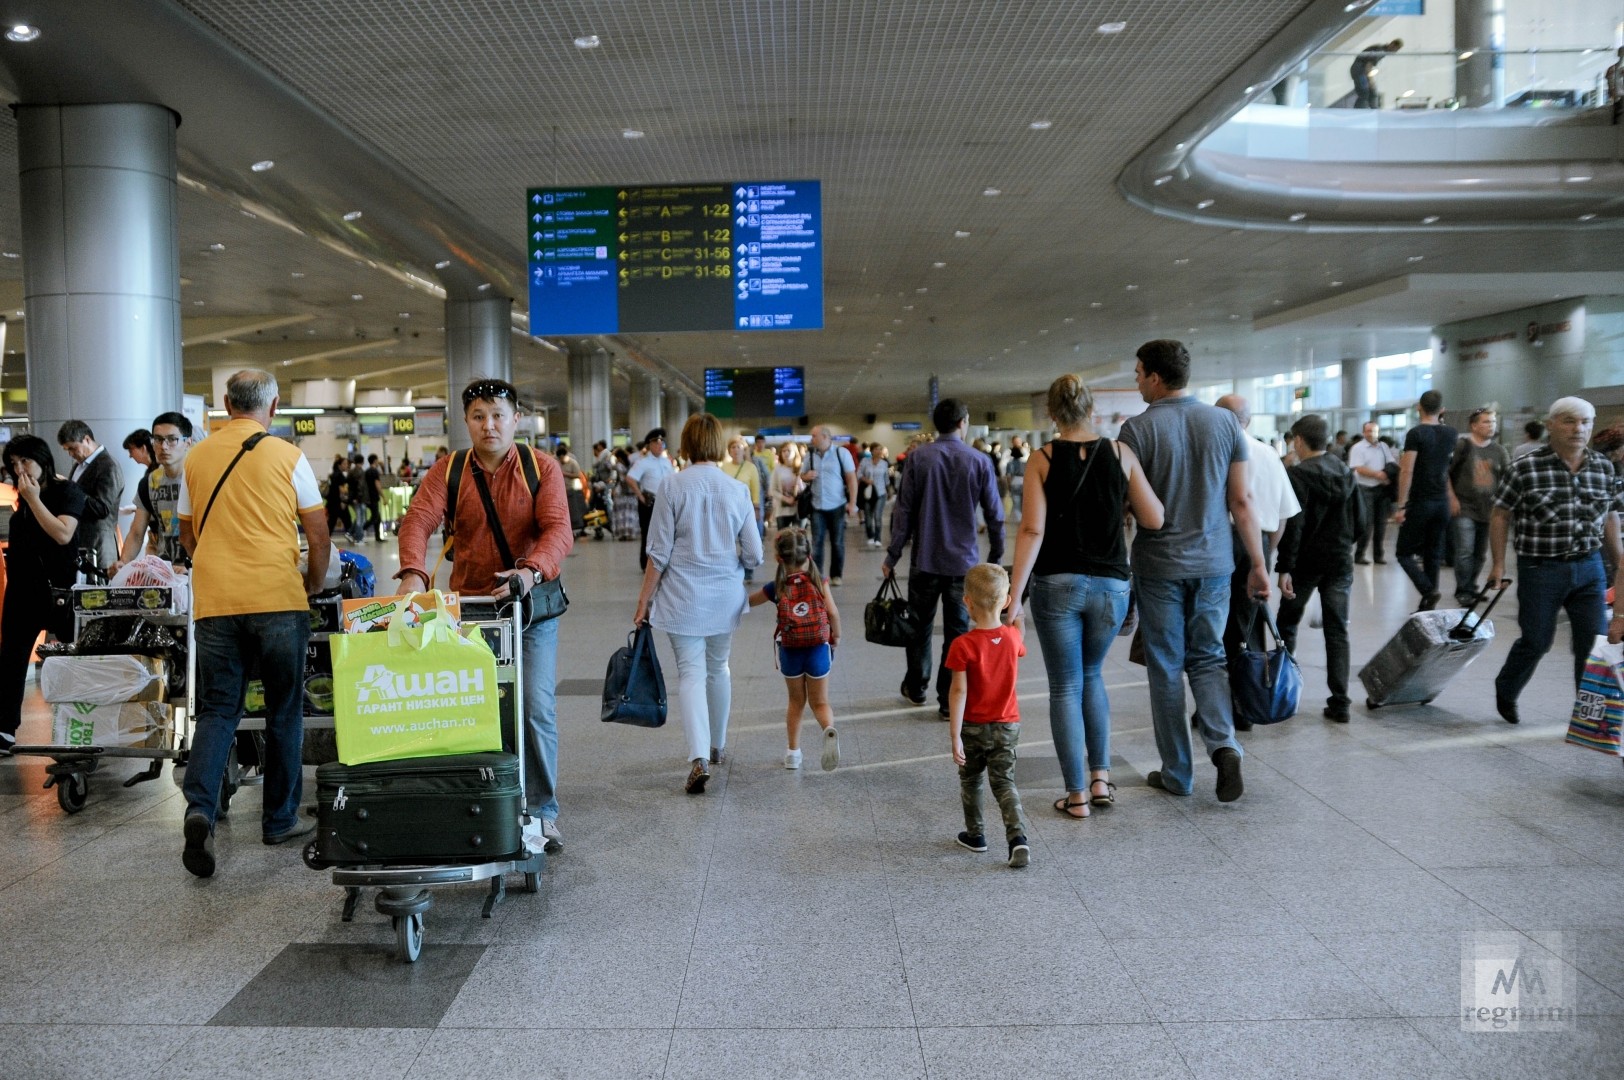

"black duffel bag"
[865,574,922,647]
[602,624,667,727]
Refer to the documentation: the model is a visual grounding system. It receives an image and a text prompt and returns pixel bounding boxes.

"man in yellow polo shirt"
[178,369,329,878]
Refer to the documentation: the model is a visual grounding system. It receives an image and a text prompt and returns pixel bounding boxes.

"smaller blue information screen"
[528,181,822,336]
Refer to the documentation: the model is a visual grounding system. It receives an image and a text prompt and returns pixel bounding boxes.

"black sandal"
[1053,795,1089,819]
[1089,779,1116,807]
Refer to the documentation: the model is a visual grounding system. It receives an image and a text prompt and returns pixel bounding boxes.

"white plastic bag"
[110,555,180,587]
[39,655,165,705]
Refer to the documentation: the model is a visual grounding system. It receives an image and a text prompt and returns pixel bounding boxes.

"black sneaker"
[1496,695,1520,725]
[182,812,216,878]
[0,733,15,757]
[1007,836,1031,868]
[901,681,927,707]
[1323,705,1351,723]
[956,831,988,853]
[263,818,317,846]
[1213,747,1244,803]
[1418,592,1441,612]
[1146,770,1166,790]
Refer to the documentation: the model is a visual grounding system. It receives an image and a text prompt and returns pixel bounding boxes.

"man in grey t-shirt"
[1120,340,1269,803]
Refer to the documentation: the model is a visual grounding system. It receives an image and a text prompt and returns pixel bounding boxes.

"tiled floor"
[3,529,1622,1078]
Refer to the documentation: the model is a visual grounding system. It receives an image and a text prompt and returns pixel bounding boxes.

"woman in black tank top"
[1007,376,1164,819]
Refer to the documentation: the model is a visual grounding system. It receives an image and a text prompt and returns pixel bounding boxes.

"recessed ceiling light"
[622,129,644,139]
[5,24,40,43]
[478,283,492,291]
[1173,258,1190,265]
[209,242,225,251]
[434,260,452,269]
[398,312,412,318]
[1289,212,1307,222]
[0,251,17,259]
[1458,50,1474,60]
[1272,299,1284,305]
[1567,175,1592,183]
[982,187,1002,197]
[932,261,946,268]
[1063,317,1074,323]
[1244,86,1256,95]
[574,34,601,49]
[1197,198,1215,209]
[192,300,205,306]
[1229,314,1240,319]
[351,294,364,301]
[1579,213,1598,221]
[1154,175,1172,186]
[291,271,305,278]
[953,230,971,239]
[915,287,928,293]
[1089,302,1103,308]
[1421,215,1440,223]
[1330,280,1343,286]
[893,318,903,324]
[1400,90,1416,98]
[1028,120,1052,130]
[342,210,363,221]
[1097,22,1127,34]
[251,160,274,172]
[1125,284,1138,291]
[903,305,914,311]
[1407,255,1424,262]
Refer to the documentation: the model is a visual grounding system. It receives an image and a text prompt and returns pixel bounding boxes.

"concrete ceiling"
[0,0,1618,419]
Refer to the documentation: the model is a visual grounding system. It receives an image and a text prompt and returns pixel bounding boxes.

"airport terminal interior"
[2,1,1624,1078]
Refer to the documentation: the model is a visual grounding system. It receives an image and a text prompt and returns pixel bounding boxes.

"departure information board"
[527,181,822,335]
[704,367,806,418]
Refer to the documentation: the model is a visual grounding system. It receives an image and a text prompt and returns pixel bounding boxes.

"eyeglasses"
[462,381,519,409]
[1467,408,1494,422]
[153,435,187,446]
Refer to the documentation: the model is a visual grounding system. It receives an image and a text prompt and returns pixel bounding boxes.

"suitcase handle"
[1448,578,1511,641]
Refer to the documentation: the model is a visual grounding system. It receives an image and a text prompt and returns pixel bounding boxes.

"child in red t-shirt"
[946,564,1030,867]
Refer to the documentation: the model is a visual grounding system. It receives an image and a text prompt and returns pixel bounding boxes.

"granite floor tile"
[0,1024,195,1080]
[165,1027,432,1078]
[1202,820,1415,872]
[1079,868,1297,941]
[675,941,915,1029]
[918,1023,1191,1080]
[1251,867,1506,933]
[664,1027,927,1080]
[1163,1018,1463,1080]
[1409,1015,1624,1078]
[410,1028,671,1080]
[903,936,1153,1027]
[442,941,690,1028]
[1433,866,1624,931]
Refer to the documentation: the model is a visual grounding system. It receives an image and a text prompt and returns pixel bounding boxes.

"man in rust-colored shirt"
[396,378,574,852]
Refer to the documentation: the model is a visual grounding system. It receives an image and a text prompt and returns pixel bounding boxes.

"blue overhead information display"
[704,366,806,419]
[527,181,822,335]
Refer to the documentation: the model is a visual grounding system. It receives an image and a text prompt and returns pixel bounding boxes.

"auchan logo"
[355,665,486,703]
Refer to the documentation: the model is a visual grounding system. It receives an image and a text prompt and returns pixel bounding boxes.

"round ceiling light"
[6,25,41,43]
[982,187,1002,197]
[574,34,601,49]
[434,260,452,269]
[251,160,274,172]
[1028,120,1052,130]
[342,210,363,221]
[622,128,645,139]
[1097,22,1127,34]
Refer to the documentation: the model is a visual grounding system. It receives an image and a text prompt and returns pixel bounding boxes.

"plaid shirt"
[1492,446,1622,559]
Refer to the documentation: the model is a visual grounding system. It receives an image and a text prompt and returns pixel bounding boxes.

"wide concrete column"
[18,103,183,499]
[629,371,662,440]
[664,387,691,430]
[567,341,612,453]
[1456,0,1505,108]
[444,295,512,451]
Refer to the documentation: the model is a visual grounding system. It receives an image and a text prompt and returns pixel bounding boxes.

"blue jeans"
[184,610,309,836]
[349,502,368,543]
[1029,573,1130,793]
[905,570,969,710]
[667,631,733,762]
[1494,552,1607,703]
[1396,497,1450,598]
[521,615,561,819]
[1134,574,1243,795]
[1451,515,1490,604]
[865,493,888,544]
[810,506,847,578]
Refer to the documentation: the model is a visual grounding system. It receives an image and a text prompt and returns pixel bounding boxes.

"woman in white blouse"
[634,412,764,793]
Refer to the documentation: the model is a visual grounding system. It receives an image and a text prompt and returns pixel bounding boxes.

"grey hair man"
[801,424,859,585]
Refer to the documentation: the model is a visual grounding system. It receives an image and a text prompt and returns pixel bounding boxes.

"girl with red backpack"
[749,527,842,770]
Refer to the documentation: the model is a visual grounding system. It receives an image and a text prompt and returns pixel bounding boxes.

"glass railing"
[1264,48,1620,111]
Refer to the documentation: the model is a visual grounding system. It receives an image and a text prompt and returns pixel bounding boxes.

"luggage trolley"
[303,598,544,962]
[13,583,194,815]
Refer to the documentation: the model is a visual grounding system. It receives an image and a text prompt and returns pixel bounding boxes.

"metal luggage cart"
[12,584,194,815]
[305,598,543,962]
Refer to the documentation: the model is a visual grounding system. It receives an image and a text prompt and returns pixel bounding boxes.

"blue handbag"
[1230,607,1301,726]
[602,624,668,727]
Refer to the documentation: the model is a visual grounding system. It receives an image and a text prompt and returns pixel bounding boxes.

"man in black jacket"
[58,420,125,572]
[1275,414,1361,722]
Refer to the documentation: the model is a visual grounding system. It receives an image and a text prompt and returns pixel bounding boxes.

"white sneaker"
[541,818,563,854]
[783,748,803,769]
[821,727,840,771]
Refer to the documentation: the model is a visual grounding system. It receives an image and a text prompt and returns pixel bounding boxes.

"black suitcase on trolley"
[310,751,523,866]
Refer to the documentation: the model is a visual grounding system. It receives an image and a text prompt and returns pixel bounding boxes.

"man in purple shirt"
[884,398,1006,717]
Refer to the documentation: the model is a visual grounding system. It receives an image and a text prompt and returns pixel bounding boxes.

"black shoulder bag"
[196,433,269,539]
[466,448,568,626]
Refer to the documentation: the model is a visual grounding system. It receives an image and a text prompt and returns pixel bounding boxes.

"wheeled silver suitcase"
[1359,580,1510,709]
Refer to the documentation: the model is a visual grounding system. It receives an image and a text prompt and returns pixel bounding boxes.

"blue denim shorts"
[780,643,832,679]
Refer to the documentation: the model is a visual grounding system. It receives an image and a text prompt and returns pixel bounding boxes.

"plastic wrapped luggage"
[1359,580,1509,709]
[612,489,638,540]
[310,751,523,866]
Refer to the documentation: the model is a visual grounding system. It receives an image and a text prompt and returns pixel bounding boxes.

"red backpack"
[776,572,830,649]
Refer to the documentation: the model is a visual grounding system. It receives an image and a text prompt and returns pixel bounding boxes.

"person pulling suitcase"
[1486,396,1624,724]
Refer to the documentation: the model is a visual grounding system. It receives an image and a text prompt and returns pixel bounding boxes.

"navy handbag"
[602,624,668,727]
[1230,607,1302,726]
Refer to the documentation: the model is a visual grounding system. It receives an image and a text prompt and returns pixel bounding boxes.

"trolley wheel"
[394,912,424,962]
[301,839,325,870]
[1365,698,1380,711]
[56,771,89,814]
[523,871,540,894]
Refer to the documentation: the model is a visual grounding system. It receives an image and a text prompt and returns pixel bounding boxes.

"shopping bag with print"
[331,611,501,764]
[1567,637,1624,756]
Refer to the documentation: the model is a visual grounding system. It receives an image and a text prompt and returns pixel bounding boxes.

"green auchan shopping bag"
[331,601,501,765]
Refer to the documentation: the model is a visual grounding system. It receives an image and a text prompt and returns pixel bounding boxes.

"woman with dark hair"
[0,435,87,753]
